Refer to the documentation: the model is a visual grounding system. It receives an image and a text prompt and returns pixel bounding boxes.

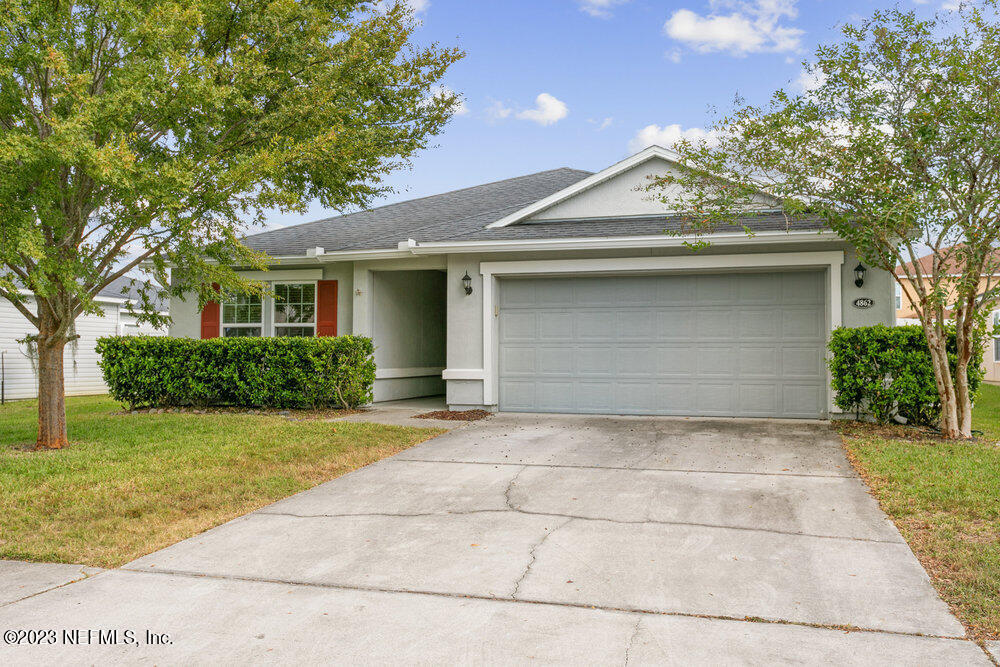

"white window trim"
[270,280,318,337]
[895,283,902,311]
[993,338,1000,363]
[469,250,845,412]
[221,292,264,337]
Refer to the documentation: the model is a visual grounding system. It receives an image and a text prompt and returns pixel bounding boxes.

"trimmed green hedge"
[828,325,984,425]
[96,336,375,410]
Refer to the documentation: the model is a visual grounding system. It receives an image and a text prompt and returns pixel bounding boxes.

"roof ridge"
[243,167,593,242]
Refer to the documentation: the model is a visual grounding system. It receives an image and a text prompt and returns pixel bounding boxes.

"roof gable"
[486,146,685,228]
[487,145,781,229]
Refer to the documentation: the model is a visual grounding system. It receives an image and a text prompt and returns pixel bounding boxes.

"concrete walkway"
[1,414,990,664]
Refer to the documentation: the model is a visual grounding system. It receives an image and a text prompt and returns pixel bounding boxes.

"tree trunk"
[953,319,975,439]
[925,328,962,439]
[36,337,69,449]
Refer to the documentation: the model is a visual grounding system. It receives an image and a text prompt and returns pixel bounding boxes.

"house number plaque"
[853,297,875,309]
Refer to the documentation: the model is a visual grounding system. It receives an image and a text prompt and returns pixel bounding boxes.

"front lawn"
[839,384,1000,640]
[0,396,443,568]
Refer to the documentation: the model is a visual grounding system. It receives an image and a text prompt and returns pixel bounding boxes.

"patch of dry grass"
[0,396,444,567]
[838,385,1000,640]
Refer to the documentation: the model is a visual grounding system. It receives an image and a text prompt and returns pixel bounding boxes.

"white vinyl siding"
[0,297,166,401]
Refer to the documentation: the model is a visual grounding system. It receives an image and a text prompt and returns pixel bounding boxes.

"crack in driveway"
[392,457,857,479]
[510,517,573,600]
[254,508,902,545]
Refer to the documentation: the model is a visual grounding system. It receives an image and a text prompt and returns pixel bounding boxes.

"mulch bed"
[412,409,492,421]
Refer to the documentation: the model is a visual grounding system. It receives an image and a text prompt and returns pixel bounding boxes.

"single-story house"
[169,146,894,418]
[1,277,167,401]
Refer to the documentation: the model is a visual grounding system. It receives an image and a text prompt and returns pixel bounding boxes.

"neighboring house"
[895,250,1000,384]
[1,277,167,402]
[170,145,894,419]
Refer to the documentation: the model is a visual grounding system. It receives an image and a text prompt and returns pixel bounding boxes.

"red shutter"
[200,283,221,339]
[316,280,338,337]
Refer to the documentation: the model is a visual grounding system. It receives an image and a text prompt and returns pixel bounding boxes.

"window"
[273,283,316,337]
[222,293,262,337]
[993,311,1000,330]
[895,283,902,310]
[995,338,1000,363]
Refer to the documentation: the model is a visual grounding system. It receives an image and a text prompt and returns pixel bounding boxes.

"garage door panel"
[499,380,536,410]
[539,347,574,374]
[498,272,826,418]
[739,347,779,377]
[655,383,696,412]
[739,308,781,338]
[783,384,826,417]
[576,346,614,375]
[655,345,697,375]
[617,310,656,339]
[696,383,736,414]
[577,311,616,339]
[617,347,655,376]
[539,312,574,340]
[657,310,697,339]
[697,346,736,375]
[781,271,824,303]
[577,382,614,410]
[536,381,576,411]
[783,347,824,378]
[781,308,824,338]
[500,312,537,341]
[738,273,781,302]
[655,275,696,304]
[499,347,537,375]
[738,384,780,415]
[696,275,737,303]
[696,309,733,338]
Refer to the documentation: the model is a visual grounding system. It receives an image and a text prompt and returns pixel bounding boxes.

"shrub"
[96,336,375,410]
[828,325,984,425]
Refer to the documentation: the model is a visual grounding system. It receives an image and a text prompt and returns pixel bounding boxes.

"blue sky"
[260,0,946,231]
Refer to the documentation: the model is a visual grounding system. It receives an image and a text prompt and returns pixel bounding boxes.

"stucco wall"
[168,264,352,338]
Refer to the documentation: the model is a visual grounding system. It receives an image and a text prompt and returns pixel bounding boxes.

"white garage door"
[497,271,827,418]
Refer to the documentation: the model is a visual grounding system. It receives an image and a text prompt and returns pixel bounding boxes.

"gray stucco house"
[169,146,894,419]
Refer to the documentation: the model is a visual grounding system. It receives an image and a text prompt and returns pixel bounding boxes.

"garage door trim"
[479,251,845,409]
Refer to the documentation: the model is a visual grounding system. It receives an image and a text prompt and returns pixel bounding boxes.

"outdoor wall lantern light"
[854,263,867,288]
[462,271,473,295]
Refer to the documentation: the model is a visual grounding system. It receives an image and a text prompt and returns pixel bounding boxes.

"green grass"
[0,396,444,568]
[840,384,1000,640]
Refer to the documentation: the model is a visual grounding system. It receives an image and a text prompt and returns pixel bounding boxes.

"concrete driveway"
[1,414,990,664]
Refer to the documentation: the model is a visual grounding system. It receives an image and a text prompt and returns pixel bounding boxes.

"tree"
[645,3,1000,439]
[0,0,462,448]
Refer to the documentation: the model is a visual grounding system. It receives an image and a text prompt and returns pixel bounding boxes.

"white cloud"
[793,66,826,93]
[941,0,962,10]
[628,123,721,153]
[427,85,468,115]
[663,0,804,56]
[578,0,629,18]
[515,93,569,126]
[485,100,512,122]
[376,0,429,15]
[666,48,683,63]
[589,117,614,131]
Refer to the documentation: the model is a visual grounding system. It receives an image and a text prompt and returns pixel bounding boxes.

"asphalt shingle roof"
[242,168,593,255]
[240,167,828,255]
